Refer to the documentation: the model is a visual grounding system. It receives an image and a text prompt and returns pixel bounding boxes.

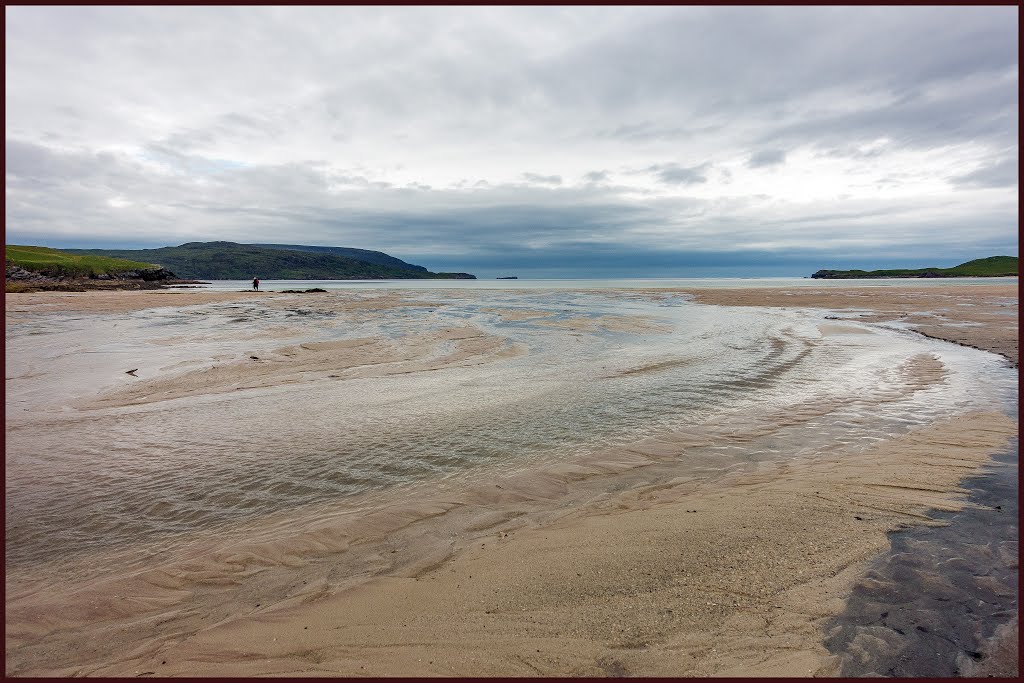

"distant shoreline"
[810,273,1016,280]
[809,255,1018,279]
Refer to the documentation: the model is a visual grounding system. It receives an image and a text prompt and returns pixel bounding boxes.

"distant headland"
[6,241,476,291]
[811,256,1018,279]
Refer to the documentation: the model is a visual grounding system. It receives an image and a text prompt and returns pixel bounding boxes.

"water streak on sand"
[8,292,1007,572]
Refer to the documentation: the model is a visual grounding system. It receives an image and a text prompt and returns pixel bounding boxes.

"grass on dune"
[5,245,160,278]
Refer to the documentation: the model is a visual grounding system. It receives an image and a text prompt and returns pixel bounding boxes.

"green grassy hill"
[942,255,1019,276]
[5,245,160,278]
[62,241,475,280]
[249,243,429,273]
[811,255,1018,279]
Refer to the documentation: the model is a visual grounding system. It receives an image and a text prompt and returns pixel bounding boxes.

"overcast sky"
[5,6,1019,277]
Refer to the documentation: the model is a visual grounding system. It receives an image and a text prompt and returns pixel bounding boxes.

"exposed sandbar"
[673,283,1018,366]
[4,289,255,316]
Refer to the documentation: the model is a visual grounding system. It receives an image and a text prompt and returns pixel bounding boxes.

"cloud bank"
[5,6,1018,276]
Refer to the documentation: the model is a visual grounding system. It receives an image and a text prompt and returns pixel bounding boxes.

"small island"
[811,255,1017,279]
[496,276,518,279]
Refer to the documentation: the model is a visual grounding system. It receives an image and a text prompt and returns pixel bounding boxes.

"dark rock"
[112,267,177,281]
[5,265,48,282]
[6,264,179,291]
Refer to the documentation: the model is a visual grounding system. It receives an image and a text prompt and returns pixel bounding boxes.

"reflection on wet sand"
[85,326,525,408]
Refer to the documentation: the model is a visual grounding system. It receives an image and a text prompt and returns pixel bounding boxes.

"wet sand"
[4,283,1018,677]
[7,283,1015,364]
[825,445,1019,676]
[675,283,1018,367]
[4,289,254,316]
[56,412,1017,678]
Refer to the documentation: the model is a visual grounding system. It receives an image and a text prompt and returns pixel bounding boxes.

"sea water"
[192,276,1015,292]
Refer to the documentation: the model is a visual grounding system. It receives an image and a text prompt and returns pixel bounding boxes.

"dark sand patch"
[824,442,1019,677]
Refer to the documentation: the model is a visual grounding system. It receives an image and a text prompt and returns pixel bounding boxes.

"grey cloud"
[219,112,280,135]
[766,69,1019,152]
[521,173,562,185]
[163,129,218,152]
[596,122,693,142]
[14,133,1006,259]
[532,7,1015,124]
[328,173,391,189]
[6,139,154,193]
[161,112,285,154]
[4,7,1018,273]
[4,138,652,250]
[9,7,1017,159]
[647,162,711,185]
[950,157,1018,189]
[747,149,786,168]
[817,144,888,160]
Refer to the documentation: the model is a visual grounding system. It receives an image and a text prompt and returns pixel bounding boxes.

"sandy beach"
[4,282,1018,677]
[52,411,1012,679]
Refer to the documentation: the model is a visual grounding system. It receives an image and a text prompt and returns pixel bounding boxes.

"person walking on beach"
[252,277,260,291]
